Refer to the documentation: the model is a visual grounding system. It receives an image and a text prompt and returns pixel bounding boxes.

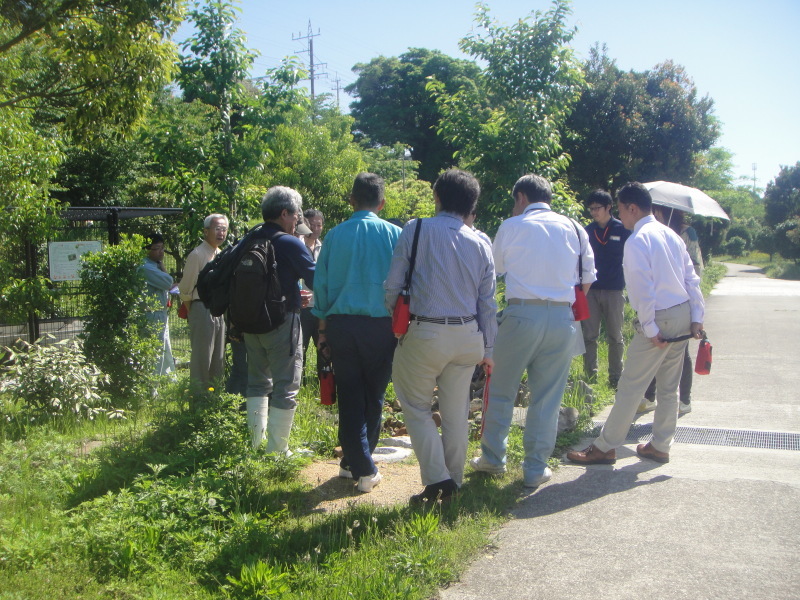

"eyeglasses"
[207,226,228,233]
[588,205,606,212]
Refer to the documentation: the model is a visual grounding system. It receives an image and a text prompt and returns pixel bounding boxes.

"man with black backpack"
[239,186,315,453]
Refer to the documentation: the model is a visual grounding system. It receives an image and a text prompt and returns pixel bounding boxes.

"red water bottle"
[694,333,712,375]
[319,358,336,405]
[572,285,590,321]
[392,291,411,335]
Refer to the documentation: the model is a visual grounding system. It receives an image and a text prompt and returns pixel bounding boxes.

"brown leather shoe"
[637,442,669,463]
[566,444,616,465]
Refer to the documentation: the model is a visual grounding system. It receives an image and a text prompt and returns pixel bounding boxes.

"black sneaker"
[410,479,459,506]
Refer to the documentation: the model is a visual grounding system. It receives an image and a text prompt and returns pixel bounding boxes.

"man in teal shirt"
[312,173,402,493]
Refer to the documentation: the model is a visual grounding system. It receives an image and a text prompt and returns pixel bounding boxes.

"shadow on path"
[514,461,670,520]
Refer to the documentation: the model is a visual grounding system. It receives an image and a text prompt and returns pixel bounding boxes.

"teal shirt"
[312,211,402,319]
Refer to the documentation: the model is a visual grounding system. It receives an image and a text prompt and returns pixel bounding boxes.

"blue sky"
[176,0,800,189]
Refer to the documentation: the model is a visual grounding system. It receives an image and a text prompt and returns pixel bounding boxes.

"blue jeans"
[326,315,396,480]
[480,303,576,481]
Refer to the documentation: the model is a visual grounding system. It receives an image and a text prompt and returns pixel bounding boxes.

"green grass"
[0,378,523,600]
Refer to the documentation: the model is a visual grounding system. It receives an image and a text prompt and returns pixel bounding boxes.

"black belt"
[411,315,476,325]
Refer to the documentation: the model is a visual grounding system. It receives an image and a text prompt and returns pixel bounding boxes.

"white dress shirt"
[623,215,704,338]
[492,203,596,304]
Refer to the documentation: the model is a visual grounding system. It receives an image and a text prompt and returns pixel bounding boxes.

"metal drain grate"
[590,422,800,451]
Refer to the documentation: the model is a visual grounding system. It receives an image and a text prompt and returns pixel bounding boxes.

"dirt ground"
[300,458,424,513]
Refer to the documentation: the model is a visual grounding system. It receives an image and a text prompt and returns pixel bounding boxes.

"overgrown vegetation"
[0,381,520,599]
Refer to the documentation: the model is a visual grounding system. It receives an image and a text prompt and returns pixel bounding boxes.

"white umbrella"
[643,181,730,221]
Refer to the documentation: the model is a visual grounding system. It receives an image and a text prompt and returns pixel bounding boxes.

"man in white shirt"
[178,213,228,390]
[567,182,704,465]
[471,174,596,488]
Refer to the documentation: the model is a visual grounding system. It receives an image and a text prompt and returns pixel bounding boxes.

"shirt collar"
[524,202,551,214]
[351,210,377,219]
[436,211,465,222]
[633,214,658,234]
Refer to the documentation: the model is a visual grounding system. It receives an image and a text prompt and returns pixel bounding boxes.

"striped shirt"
[384,212,497,356]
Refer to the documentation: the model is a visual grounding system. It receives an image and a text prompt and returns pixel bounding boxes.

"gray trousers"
[594,301,691,453]
[581,288,626,383]
[188,301,225,387]
[243,313,302,410]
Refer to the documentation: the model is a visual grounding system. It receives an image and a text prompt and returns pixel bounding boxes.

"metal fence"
[0,207,190,364]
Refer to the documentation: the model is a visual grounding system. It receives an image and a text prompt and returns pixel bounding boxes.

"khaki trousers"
[392,319,484,486]
[594,302,691,454]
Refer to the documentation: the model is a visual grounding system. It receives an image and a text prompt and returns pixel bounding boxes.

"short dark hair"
[433,169,480,218]
[512,174,552,204]
[586,189,613,208]
[304,208,323,221]
[616,182,652,212]
[145,233,164,248]
[351,173,384,209]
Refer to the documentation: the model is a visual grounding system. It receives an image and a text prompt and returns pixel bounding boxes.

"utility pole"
[293,20,327,101]
[752,163,757,195]
[332,72,343,107]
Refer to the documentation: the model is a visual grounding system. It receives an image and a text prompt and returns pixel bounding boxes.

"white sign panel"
[48,241,103,281]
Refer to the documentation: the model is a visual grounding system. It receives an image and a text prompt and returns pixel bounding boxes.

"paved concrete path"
[440,263,800,600]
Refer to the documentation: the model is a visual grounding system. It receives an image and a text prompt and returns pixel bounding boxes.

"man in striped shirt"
[385,169,497,505]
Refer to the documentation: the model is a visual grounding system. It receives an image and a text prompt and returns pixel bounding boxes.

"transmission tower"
[292,20,327,101]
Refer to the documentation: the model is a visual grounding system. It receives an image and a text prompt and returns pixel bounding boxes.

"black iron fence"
[1,207,190,364]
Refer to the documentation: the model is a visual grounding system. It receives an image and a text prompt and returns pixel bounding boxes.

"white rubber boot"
[246,396,270,449]
[266,407,296,455]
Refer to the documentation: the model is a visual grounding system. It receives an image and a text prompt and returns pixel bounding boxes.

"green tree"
[0,0,182,137]
[692,147,736,190]
[254,98,365,225]
[774,218,800,263]
[381,180,435,223]
[0,1,180,323]
[565,46,719,195]
[431,0,585,231]
[177,0,258,221]
[763,162,800,227]
[347,48,481,182]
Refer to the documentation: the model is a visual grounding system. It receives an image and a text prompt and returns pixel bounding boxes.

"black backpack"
[195,239,249,318]
[228,231,287,334]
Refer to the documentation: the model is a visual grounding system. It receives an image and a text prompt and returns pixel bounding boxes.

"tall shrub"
[80,235,158,402]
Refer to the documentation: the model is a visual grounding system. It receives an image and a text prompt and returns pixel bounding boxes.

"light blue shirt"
[384,212,497,356]
[139,257,173,311]
[312,211,402,319]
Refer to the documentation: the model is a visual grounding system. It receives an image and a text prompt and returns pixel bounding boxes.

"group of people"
[142,168,705,504]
